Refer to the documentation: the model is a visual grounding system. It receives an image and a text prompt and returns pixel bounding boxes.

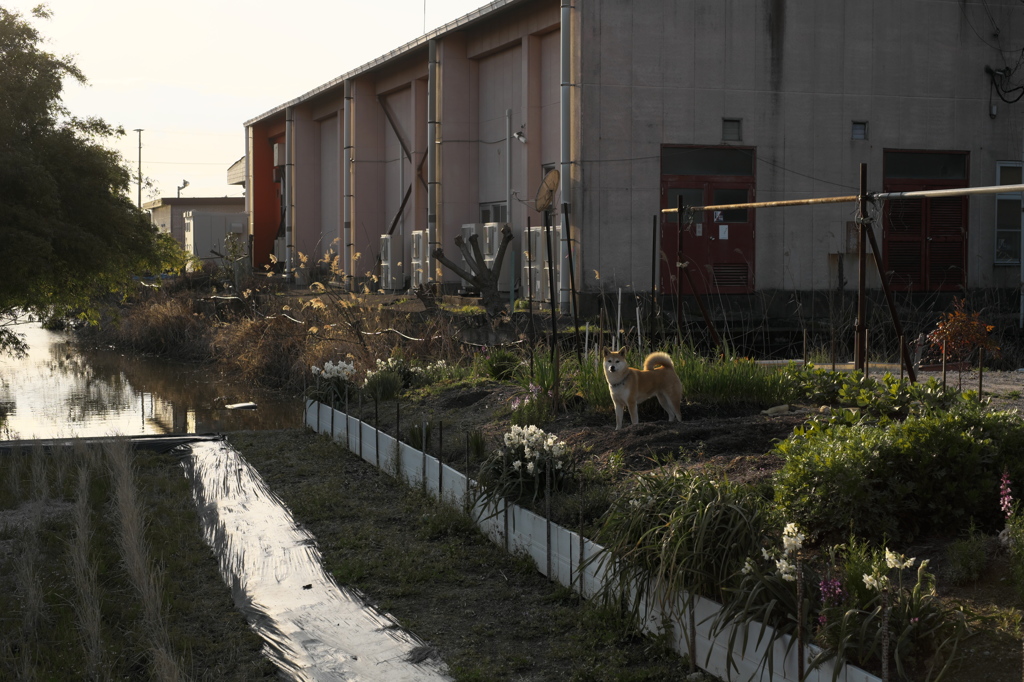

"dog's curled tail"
[643,352,675,371]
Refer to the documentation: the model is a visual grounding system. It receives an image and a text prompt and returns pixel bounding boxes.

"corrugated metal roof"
[244,0,526,127]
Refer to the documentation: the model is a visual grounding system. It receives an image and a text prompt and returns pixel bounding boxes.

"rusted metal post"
[863,218,918,383]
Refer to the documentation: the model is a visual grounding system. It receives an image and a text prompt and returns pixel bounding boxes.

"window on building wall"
[722,119,742,142]
[995,162,1022,264]
[851,121,868,140]
[882,150,969,291]
[480,202,507,224]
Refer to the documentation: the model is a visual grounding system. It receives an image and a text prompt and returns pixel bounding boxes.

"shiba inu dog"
[602,348,683,430]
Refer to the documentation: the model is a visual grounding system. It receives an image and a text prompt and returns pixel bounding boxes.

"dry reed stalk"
[16,503,45,638]
[69,463,104,676]
[30,442,48,503]
[6,445,23,502]
[104,439,185,682]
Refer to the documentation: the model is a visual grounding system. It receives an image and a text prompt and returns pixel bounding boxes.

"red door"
[883,181,967,292]
[660,182,755,295]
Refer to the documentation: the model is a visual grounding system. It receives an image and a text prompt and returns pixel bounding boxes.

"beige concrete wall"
[577,0,1024,295]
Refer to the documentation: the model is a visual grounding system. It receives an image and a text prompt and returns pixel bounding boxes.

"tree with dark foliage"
[0,5,169,353]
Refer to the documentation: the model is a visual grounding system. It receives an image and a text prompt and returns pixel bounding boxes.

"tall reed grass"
[105,439,184,682]
[69,463,104,676]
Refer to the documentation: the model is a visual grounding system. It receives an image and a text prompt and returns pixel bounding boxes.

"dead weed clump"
[86,290,212,360]
[213,316,311,391]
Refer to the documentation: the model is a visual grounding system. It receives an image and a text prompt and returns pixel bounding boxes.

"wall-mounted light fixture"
[513,131,526,143]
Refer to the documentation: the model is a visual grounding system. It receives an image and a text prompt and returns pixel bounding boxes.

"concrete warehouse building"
[242,0,1024,323]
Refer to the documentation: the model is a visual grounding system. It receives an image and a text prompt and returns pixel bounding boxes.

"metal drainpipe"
[285,106,295,282]
[427,39,439,287]
[559,0,572,313]
[246,125,254,268]
[343,81,353,290]
[506,108,512,238]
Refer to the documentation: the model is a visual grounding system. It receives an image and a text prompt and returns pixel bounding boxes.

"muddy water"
[0,321,300,439]
[184,439,451,681]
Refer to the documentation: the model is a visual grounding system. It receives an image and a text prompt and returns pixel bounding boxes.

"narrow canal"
[0,320,301,438]
[0,321,451,680]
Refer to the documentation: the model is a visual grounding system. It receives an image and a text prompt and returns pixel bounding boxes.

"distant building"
[241,0,1024,320]
[145,197,246,249]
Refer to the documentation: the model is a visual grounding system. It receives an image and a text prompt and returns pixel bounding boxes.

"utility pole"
[133,128,143,208]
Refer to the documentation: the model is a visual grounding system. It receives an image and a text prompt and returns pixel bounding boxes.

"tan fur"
[602,348,683,430]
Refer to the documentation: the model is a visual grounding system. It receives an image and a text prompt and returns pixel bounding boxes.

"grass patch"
[0,440,274,680]
[230,428,690,681]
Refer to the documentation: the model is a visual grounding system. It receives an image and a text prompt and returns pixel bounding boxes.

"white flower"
[527,462,535,475]
[741,558,755,576]
[762,547,773,561]
[782,522,805,555]
[863,573,887,591]
[884,548,915,570]
[776,557,797,582]
[512,460,522,471]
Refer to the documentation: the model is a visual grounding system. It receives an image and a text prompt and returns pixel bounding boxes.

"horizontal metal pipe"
[872,183,1024,200]
[661,183,1024,214]
[661,195,859,213]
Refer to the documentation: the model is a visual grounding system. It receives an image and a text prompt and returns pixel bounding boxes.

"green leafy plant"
[480,346,521,381]
[590,467,773,664]
[944,522,990,586]
[774,399,1024,544]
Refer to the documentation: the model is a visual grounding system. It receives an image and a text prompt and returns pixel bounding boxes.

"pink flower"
[1001,470,1014,519]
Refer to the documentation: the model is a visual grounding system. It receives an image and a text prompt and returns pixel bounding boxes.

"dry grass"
[0,440,273,680]
[105,439,184,681]
[69,462,104,676]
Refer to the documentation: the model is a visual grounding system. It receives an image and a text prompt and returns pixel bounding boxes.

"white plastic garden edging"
[307,400,882,682]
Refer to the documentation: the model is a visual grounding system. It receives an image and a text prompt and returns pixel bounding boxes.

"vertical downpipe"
[506,109,513,235]
[285,107,295,282]
[559,0,572,313]
[427,39,439,288]
[246,126,254,268]
[343,81,354,290]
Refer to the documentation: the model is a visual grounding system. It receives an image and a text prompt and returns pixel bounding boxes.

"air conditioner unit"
[379,235,403,291]
[459,223,486,292]
[482,223,514,293]
[482,222,505,257]
[521,226,559,302]
[411,230,427,289]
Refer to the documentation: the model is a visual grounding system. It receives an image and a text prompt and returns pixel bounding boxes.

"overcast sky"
[6,0,489,201]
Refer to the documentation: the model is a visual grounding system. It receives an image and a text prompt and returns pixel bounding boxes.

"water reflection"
[0,322,301,438]
[184,439,451,681]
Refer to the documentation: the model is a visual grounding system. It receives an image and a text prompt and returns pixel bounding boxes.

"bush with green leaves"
[773,398,1024,543]
[785,367,958,425]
